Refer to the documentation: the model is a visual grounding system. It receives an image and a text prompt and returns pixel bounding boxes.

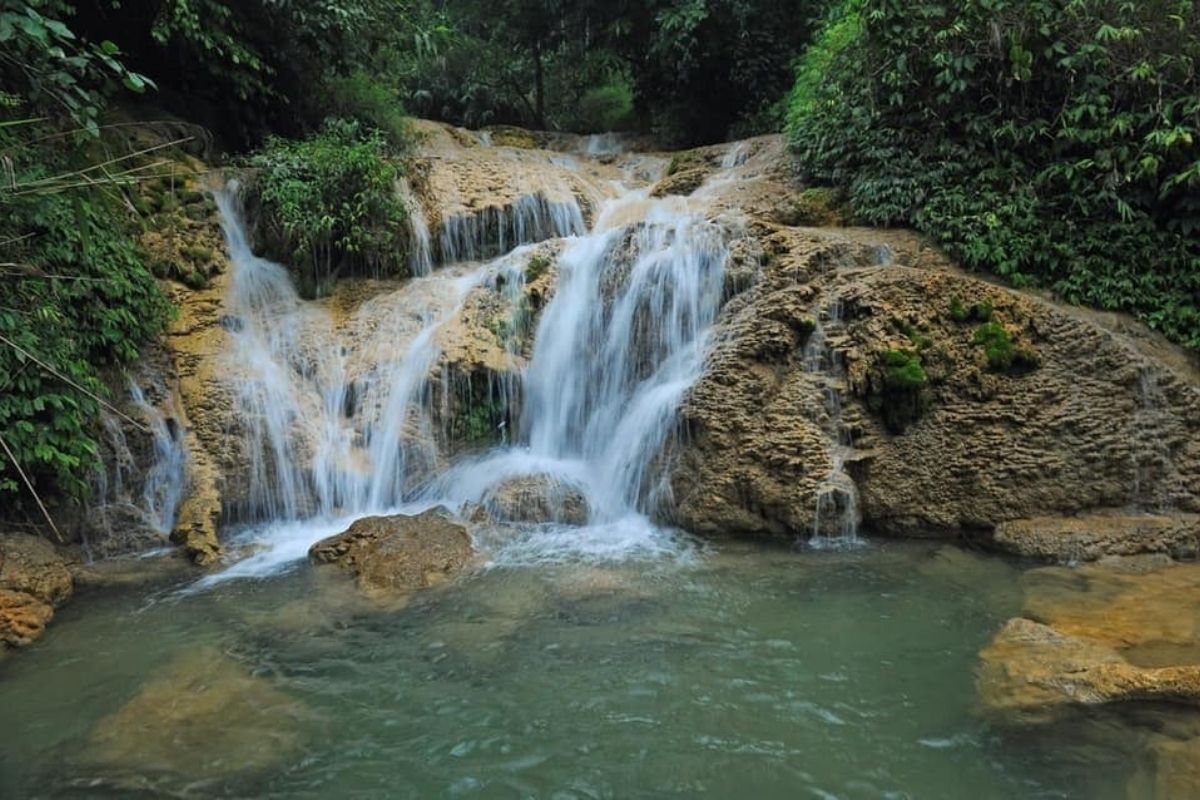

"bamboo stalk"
[0,433,64,543]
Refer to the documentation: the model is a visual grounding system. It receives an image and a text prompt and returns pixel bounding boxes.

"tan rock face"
[668,226,1200,554]
[0,589,54,648]
[85,648,311,786]
[0,533,73,606]
[309,509,473,600]
[994,513,1200,562]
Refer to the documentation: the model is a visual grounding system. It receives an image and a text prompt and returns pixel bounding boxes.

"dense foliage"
[248,119,408,297]
[788,0,1200,348]
[1,1,171,508]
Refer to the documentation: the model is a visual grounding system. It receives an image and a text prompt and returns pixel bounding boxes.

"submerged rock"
[481,473,591,525]
[308,508,473,600]
[977,617,1200,722]
[978,559,1200,730]
[84,648,311,787]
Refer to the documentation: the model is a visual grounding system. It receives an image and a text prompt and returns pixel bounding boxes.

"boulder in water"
[84,648,311,788]
[481,474,591,525]
[308,508,473,599]
[0,532,73,606]
[0,589,54,648]
[977,617,1200,723]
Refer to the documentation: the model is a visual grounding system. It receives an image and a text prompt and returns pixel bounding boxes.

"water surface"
[0,539,1154,798]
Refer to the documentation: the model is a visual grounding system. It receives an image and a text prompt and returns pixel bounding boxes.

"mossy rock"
[866,349,931,433]
[974,322,1039,374]
[651,168,708,198]
[666,149,714,176]
[773,187,848,227]
[486,126,539,149]
[948,296,993,324]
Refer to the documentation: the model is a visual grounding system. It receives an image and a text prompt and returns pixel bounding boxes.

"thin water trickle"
[129,385,187,534]
[397,177,433,276]
[802,296,862,547]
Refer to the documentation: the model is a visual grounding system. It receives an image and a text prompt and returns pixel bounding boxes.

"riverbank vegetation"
[787,0,1200,348]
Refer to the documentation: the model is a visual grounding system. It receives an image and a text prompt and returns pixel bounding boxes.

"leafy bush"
[247,118,407,296]
[320,71,413,151]
[788,0,1200,349]
[881,349,927,390]
[573,81,635,133]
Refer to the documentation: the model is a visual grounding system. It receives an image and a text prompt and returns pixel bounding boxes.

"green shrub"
[872,348,929,432]
[788,0,1200,349]
[573,81,635,133]
[320,71,412,151]
[882,349,927,390]
[248,118,407,295]
[974,322,1040,374]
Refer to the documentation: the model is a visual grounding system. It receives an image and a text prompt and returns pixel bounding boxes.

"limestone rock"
[1020,559,1200,667]
[0,533,73,606]
[84,503,171,560]
[994,513,1200,562]
[85,648,311,785]
[669,230,1200,550]
[977,617,1200,722]
[481,474,591,525]
[0,589,54,648]
[309,509,473,599]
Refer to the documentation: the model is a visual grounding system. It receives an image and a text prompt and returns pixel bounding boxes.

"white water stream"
[206,150,736,580]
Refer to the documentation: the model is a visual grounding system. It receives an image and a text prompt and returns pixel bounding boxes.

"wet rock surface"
[994,513,1200,562]
[309,509,474,600]
[481,473,591,525]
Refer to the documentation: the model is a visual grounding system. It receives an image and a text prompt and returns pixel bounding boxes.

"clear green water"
[0,540,1144,798]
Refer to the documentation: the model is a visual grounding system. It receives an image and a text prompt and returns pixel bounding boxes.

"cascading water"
[423,191,728,562]
[86,384,187,557]
[802,296,862,546]
[205,143,738,579]
[437,191,586,265]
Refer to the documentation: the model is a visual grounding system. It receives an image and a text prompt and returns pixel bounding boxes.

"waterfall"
[437,191,586,265]
[207,144,733,577]
[85,383,186,558]
[802,296,862,546]
[720,142,750,169]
